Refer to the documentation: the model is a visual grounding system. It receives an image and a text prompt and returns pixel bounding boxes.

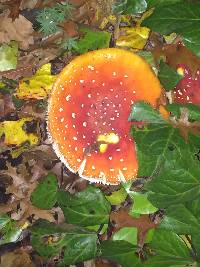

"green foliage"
[145,229,195,266]
[113,227,138,245]
[159,203,200,235]
[167,103,200,122]
[158,60,183,91]
[146,0,183,8]
[0,214,21,245]
[100,240,142,267]
[131,124,186,177]
[3,1,200,265]
[61,37,78,51]
[36,3,73,36]
[105,187,127,205]
[113,0,147,14]
[129,102,167,124]
[142,3,200,56]
[0,41,18,72]
[57,186,111,226]
[130,192,157,214]
[30,220,98,265]
[145,147,200,207]
[31,173,58,209]
[73,27,111,54]
[137,50,157,73]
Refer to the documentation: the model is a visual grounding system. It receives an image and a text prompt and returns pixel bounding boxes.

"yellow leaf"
[116,26,150,50]
[15,64,57,100]
[164,32,177,44]
[136,8,154,26]
[11,145,29,158]
[100,15,117,29]
[0,118,39,146]
[100,15,131,30]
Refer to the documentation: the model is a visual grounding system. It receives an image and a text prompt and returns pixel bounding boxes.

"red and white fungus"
[47,48,162,185]
[173,64,200,104]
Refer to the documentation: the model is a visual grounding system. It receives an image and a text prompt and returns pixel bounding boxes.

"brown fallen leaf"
[0,250,35,267]
[19,0,38,10]
[1,0,22,20]
[0,12,34,50]
[0,66,34,80]
[170,107,200,142]
[60,20,79,37]
[152,42,200,77]
[0,94,15,118]
[11,200,55,224]
[95,259,118,267]
[110,208,157,248]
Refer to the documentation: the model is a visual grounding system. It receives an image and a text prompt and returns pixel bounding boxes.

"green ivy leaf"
[131,123,187,177]
[100,240,142,267]
[158,61,183,91]
[113,0,147,15]
[137,51,157,74]
[0,214,10,230]
[145,229,195,267]
[129,102,167,124]
[30,220,97,265]
[186,199,200,261]
[146,151,200,207]
[183,29,200,58]
[31,173,58,209]
[146,0,183,8]
[130,192,157,214]
[192,235,200,261]
[57,186,111,226]
[105,187,127,205]
[142,3,200,57]
[113,227,138,245]
[167,103,200,122]
[0,214,21,245]
[0,41,18,72]
[160,204,200,235]
[73,28,111,54]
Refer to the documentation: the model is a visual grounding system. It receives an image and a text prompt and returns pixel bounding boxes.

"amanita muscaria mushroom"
[173,64,200,104]
[48,48,161,184]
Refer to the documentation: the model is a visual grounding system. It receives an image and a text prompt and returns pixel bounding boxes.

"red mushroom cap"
[48,48,161,184]
[173,64,200,104]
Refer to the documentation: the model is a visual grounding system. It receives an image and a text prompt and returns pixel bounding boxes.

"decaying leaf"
[0,250,35,267]
[0,12,34,49]
[1,0,22,20]
[0,94,15,118]
[19,0,38,10]
[15,64,57,100]
[153,43,200,77]
[0,118,39,146]
[11,200,55,223]
[116,26,150,50]
[110,208,157,247]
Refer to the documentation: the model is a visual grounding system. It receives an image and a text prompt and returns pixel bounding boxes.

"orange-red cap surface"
[48,48,162,184]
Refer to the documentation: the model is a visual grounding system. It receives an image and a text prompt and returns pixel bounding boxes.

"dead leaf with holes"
[1,162,55,224]
[0,12,34,50]
[15,64,57,100]
[0,118,39,146]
